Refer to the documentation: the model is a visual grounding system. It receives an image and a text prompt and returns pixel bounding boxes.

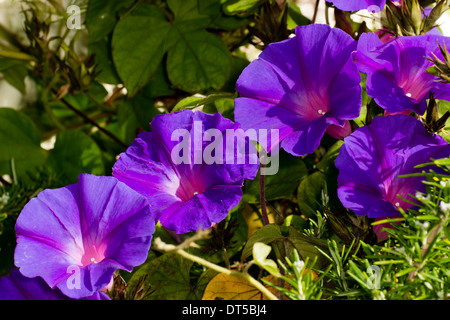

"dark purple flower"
[328,0,386,12]
[112,110,259,234]
[0,269,110,300]
[234,24,361,157]
[353,33,450,115]
[14,174,155,299]
[336,115,450,218]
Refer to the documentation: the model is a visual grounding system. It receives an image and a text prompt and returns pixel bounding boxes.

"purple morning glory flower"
[353,33,450,115]
[0,269,110,300]
[112,110,259,234]
[234,24,362,157]
[14,174,155,299]
[327,0,386,12]
[336,114,450,218]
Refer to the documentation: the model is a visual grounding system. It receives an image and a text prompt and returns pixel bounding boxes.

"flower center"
[175,175,204,202]
[294,88,330,121]
[399,76,434,101]
[80,244,106,266]
[397,57,435,101]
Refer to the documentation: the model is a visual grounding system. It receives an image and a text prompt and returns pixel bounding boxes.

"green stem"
[40,111,114,140]
[86,91,115,113]
[154,236,279,300]
[43,74,66,131]
[260,163,270,225]
[120,0,145,19]
[223,248,231,269]
[52,89,128,148]
[312,0,320,24]
[10,158,17,185]
[325,2,330,25]
[176,247,279,301]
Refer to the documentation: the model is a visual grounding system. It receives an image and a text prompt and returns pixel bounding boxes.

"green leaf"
[172,95,206,112]
[245,150,309,202]
[286,226,328,268]
[113,3,232,95]
[241,224,327,267]
[0,51,35,61]
[253,242,281,277]
[141,63,175,99]
[46,130,104,184]
[88,39,121,85]
[0,58,24,70]
[316,140,344,173]
[286,2,311,28]
[86,0,136,84]
[166,29,232,93]
[282,214,308,231]
[167,0,212,31]
[297,171,327,217]
[220,56,250,94]
[172,92,235,112]
[198,0,249,30]
[112,4,174,97]
[117,94,159,144]
[222,0,268,15]
[0,58,28,94]
[126,252,214,300]
[86,0,135,43]
[214,97,235,120]
[241,224,284,261]
[419,159,450,168]
[0,108,48,182]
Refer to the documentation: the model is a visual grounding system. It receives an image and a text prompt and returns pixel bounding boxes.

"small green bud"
[410,0,423,34]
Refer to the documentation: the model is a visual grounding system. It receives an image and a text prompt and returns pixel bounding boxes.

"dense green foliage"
[0,0,449,300]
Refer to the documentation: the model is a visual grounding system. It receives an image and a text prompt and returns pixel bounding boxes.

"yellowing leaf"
[253,242,281,277]
[241,204,275,239]
[202,273,287,300]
